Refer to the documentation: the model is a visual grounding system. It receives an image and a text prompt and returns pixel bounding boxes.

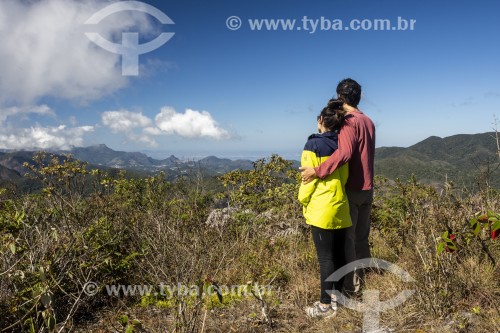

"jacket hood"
[307,131,339,151]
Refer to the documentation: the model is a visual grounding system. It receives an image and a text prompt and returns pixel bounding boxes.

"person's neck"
[343,104,360,114]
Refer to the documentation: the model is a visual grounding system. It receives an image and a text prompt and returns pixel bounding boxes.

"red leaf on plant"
[445,234,457,252]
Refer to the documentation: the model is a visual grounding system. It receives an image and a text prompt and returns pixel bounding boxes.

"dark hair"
[336,78,361,107]
[318,99,346,131]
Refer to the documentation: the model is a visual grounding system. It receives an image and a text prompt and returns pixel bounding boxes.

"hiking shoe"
[305,301,337,318]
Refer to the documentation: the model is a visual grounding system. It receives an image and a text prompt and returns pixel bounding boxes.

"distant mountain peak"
[87,144,112,150]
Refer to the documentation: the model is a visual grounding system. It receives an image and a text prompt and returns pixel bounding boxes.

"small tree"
[218,154,299,212]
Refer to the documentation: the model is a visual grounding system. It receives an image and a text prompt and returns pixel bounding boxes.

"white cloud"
[100,107,232,146]
[143,126,162,136]
[155,107,230,139]
[101,110,157,146]
[102,110,152,132]
[0,0,164,150]
[0,0,158,104]
[0,125,94,150]
[0,105,94,149]
[0,105,55,124]
[128,133,158,147]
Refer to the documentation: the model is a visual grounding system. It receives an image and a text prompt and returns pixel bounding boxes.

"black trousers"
[311,225,346,304]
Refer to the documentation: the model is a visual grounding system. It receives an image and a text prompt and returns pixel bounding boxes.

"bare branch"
[492,115,500,160]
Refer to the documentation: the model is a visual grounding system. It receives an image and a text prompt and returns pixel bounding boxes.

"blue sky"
[0,0,499,160]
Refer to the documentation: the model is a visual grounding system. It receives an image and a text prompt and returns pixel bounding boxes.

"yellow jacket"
[298,132,352,230]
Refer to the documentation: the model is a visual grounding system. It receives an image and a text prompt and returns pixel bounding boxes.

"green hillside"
[375,132,500,186]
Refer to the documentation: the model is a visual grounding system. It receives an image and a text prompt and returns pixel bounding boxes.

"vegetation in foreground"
[0,153,499,332]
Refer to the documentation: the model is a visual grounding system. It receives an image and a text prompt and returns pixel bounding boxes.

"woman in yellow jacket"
[299,100,351,317]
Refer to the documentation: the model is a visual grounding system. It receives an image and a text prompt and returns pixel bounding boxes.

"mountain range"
[0,132,498,191]
[374,132,499,186]
[0,144,256,191]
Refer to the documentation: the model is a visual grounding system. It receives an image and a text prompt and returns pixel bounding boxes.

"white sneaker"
[305,301,337,318]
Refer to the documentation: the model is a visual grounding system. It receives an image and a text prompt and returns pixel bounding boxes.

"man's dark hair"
[336,78,362,107]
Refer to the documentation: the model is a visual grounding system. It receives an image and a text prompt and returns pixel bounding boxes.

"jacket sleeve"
[298,148,320,206]
[314,118,356,179]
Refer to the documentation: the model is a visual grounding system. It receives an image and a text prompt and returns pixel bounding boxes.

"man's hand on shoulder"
[299,166,318,184]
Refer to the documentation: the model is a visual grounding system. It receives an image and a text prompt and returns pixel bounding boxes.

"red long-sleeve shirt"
[314,110,376,191]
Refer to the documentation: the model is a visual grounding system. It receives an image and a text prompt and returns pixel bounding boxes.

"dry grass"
[1,156,499,332]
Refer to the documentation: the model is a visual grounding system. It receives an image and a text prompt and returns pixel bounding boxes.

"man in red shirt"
[300,78,376,294]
